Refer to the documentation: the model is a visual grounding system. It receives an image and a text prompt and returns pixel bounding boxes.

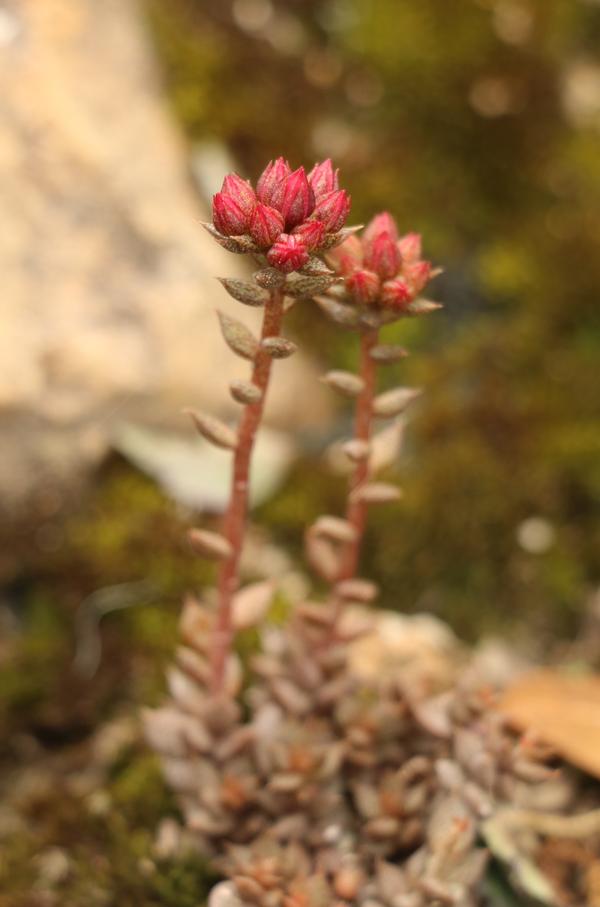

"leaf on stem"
[315,296,361,328]
[300,256,335,276]
[285,274,338,298]
[373,387,422,418]
[321,370,365,398]
[370,344,409,364]
[188,528,233,560]
[254,267,286,289]
[312,515,357,544]
[359,309,388,330]
[369,419,406,474]
[319,224,363,250]
[217,310,259,360]
[185,409,238,450]
[406,298,444,316]
[232,580,277,630]
[335,578,379,603]
[342,439,371,462]
[229,379,262,405]
[305,532,342,583]
[201,222,252,254]
[351,482,402,504]
[261,336,297,358]
[218,277,269,307]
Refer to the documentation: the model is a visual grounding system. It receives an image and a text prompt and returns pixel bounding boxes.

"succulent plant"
[144,160,584,907]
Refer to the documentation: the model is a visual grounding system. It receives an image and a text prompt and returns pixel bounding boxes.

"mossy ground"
[0,464,215,905]
[0,456,575,906]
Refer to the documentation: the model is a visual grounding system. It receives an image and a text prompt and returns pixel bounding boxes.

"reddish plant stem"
[210,288,285,694]
[338,326,379,582]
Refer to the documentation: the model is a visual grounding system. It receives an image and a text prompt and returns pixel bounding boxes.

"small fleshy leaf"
[185,409,238,449]
[284,274,338,298]
[373,387,422,418]
[300,256,335,276]
[406,298,444,316]
[254,267,286,290]
[315,295,361,328]
[305,532,341,583]
[232,580,276,630]
[358,309,387,330]
[261,336,297,358]
[218,278,268,307]
[342,439,371,461]
[351,482,402,504]
[319,224,364,250]
[312,515,357,544]
[321,370,365,398]
[335,578,379,602]
[370,419,406,473]
[188,528,233,560]
[201,222,249,254]
[229,379,262,405]
[370,344,410,363]
[217,310,259,360]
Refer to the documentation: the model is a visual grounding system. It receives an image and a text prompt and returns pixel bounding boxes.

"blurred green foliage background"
[146,0,600,640]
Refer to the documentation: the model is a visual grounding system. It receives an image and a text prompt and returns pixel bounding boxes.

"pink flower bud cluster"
[328,212,433,310]
[212,158,351,273]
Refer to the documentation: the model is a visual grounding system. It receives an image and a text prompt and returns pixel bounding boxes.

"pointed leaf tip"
[217,310,259,360]
[218,277,268,307]
[188,528,233,560]
[185,409,238,449]
[321,370,365,398]
[373,387,422,418]
[261,336,297,358]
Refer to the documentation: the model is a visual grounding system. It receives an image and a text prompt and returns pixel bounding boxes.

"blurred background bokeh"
[1,0,599,900]
[146,0,600,641]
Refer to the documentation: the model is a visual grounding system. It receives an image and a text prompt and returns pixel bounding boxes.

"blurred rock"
[113,421,296,510]
[0,0,327,511]
[347,609,464,693]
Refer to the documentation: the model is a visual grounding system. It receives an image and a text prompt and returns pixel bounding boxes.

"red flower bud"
[279,167,315,229]
[267,233,310,273]
[311,189,351,233]
[221,173,256,218]
[346,269,380,305]
[363,212,399,244]
[249,203,285,248]
[403,260,432,293]
[363,231,401,280]
[256,157,292,207]
[212,192,249,236]
[397,232,422,263]
[308,159,339,199]
[327,235,363,276]
[292,219,326,250]
[381,277,412,310]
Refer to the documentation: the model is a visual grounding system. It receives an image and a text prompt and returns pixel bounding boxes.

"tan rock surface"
[0,0,327,509]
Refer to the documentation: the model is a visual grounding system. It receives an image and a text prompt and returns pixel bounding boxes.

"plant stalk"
[210,287,285,694]
[338,326,379,582]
